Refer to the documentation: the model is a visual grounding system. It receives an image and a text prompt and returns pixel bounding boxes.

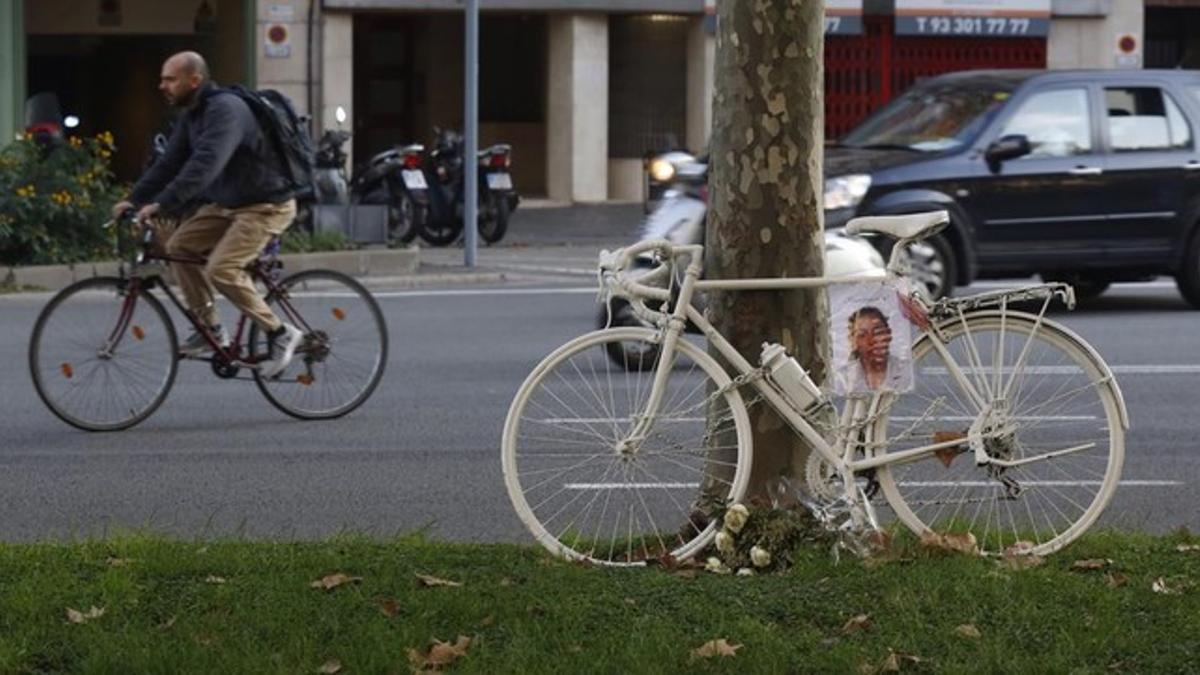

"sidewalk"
[2,202,642,293]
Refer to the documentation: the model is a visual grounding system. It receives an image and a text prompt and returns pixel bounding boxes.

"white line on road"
[563,479,1183,490]
[306,286,598,299]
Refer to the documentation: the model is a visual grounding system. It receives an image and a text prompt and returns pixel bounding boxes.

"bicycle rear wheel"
[249,269,388,419]
[502,328,753,566]
[29,277,178,431]
[873,311,1125,556]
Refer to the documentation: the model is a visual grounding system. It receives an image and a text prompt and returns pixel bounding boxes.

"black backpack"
[225,85,315,193]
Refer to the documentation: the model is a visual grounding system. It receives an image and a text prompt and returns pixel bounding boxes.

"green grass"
[0,531,1197,674]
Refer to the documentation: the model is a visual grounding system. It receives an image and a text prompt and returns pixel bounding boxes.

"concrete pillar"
[546,13,608,204]
[321,13,353,136]
[0,0,25,144]
[685,16,714,154]
[254,0,315,116]
[1048,2,1144,69]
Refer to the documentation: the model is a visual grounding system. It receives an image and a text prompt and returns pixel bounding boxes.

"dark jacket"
[130,81,292,214]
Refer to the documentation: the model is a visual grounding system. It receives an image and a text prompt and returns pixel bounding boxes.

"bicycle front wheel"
[873,311,1125,556]
[29,277,178,431]
[502,328,753,566]
[250,269,388,419]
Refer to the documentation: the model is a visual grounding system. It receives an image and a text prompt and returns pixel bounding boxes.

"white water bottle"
[760,343,823,413]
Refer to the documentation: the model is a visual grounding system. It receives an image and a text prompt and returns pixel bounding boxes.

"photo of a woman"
[828,283,913,395]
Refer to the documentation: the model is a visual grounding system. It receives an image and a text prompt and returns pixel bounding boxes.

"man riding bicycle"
[112,51,301,377]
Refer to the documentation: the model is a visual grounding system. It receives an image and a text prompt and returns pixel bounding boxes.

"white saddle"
[846,211,949,240]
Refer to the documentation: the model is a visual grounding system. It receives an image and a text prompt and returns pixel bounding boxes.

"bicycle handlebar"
[598,239,703,303]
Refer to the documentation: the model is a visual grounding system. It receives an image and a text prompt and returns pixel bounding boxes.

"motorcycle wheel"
[419,215,462,247]
[598,298,660,372]
[388,191,421,245]
[478,193,509,245]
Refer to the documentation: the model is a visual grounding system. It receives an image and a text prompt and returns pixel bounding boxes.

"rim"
[875,314,1123,555]
[30,279,176,431]
[503,329,751,566]
[252,272,387,418]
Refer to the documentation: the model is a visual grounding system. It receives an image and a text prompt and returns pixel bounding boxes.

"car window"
[1104,87,1192,151]
[1000,88,1093,158]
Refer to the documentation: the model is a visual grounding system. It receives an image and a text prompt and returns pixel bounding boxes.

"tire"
[479,193,510,245]
[872,311,1125,556]
[248,270,388,420]
[1175,231,1200,309]
[502,327,753,566]
[388,190,421,245]
[903,233,957,300]
[596,299,660,371]
[29,277,178,431]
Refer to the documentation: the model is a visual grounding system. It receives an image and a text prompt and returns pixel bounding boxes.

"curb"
[2,248,420,293]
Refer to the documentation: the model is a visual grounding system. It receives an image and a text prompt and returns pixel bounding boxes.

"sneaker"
[179,325,230,357]
[260,323,304,378]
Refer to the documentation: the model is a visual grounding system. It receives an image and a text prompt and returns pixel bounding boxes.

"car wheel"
[902,234,956,300]
[1176,231,1200,309]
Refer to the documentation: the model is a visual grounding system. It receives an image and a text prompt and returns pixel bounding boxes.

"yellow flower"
[99,149,112,159]
[97,131,115,147]
[69,136,83,148]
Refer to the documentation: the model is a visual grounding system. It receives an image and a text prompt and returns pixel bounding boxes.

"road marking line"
[303,286,598,299]
[563,479,1183,490]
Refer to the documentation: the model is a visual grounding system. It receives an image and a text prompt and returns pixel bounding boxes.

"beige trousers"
[165,200,297,332]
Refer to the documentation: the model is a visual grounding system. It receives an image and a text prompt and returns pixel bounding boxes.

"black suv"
[825,69,1200,307]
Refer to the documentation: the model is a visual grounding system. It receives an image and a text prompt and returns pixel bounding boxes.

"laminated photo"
[827,280,914,395]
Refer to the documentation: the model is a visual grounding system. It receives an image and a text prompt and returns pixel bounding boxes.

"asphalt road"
[1,267,1197,544]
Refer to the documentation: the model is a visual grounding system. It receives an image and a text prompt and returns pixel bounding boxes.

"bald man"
[113,52,302,378]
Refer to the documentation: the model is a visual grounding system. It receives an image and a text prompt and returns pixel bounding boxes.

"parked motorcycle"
[419,128,520,246]
[599,151,886,370]
[295,107,426,244]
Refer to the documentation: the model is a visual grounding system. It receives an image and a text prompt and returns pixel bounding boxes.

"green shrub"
[0,132,124,266]
[279,229,351,254]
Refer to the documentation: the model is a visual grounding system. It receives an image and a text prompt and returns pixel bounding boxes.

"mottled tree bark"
[707,0,827,500]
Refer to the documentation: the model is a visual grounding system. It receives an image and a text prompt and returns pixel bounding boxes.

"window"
[1105,87,1191,151]
[1000,88,1092,158]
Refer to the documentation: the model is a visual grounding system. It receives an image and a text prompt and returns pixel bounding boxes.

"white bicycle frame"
[605,237,1127,523]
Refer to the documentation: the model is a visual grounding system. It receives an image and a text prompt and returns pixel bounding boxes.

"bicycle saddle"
[846,211,948,240]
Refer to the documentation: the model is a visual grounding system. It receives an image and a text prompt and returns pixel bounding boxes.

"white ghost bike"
[502,211,1127,566]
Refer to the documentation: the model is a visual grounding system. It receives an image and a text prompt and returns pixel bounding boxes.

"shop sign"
[826,0,864,36]
[895,0,1051,37]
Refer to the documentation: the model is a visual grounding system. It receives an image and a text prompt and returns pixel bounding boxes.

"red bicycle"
[29,216,388,431]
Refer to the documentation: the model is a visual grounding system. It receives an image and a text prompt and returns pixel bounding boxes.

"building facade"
[2,0,1194,200]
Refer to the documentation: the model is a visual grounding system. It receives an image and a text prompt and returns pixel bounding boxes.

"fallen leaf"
[691,638,743,660]
[1151,576,1188,595]
[1105,572,1129,588]
[105,557,136,567]
[157,616,177,631]
[407,635,473,670]
[204,575,227,585]
[1072,558,1113,571]
[195,632,218,646]
[920,531,979,556]
[866,530,893,553]
[841,614,873,635]
[568,644,583,653]
[498,577,514,587]
[317,660,343,674]
[876,649,924,673]
[999,552,1046,571]
[65,606,105,624]
[623,597,637,606]
[416,573,462,588]
[932,431,967,467]
[674,569,698,580]
[377,598,402,618]
[310,573,362,591]
[1176,544,1200,553]
[479,615,494,627]
[955,624,982,639]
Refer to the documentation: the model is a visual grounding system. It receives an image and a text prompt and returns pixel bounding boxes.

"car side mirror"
[985,134,1032,165]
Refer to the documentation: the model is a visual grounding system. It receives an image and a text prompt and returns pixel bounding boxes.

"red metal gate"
[825,15,1046,139]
